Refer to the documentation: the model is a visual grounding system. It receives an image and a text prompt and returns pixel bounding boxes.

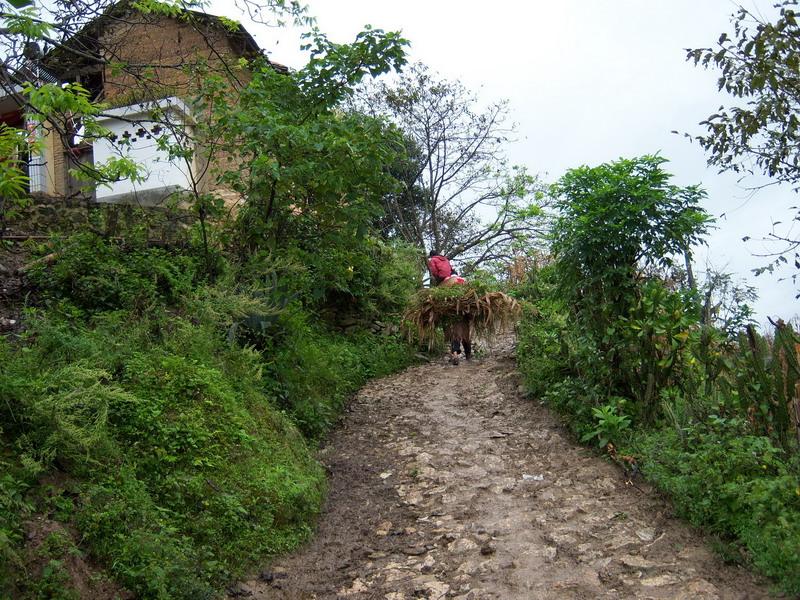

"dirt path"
[230,341,775,600]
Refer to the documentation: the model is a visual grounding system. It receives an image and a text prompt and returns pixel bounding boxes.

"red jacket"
[427,255,452,280]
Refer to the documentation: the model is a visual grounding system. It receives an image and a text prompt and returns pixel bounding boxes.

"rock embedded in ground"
[403,545,427,556]
[479,542,496,556]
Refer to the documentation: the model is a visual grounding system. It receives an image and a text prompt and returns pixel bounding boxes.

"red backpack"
[428,255,452,280]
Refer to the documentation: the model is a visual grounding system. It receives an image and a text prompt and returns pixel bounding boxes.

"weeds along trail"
[231,345,775,599]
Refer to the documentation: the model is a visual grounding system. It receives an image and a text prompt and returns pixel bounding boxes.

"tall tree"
[213,27,408,245]
[687,1,800,284]
[551,156,712,419]
[688,1,800,190]
[355,62,546,269]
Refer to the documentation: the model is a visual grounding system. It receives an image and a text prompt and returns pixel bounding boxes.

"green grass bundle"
[403,284,522,347]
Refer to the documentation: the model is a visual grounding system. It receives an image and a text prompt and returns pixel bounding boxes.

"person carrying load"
[441,270,471,364]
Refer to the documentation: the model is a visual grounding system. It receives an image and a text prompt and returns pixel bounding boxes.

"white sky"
[219,0,800,324]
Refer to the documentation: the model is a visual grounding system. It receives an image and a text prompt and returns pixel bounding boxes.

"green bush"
[0,463,32,592]
[264,237,421,319]
[26,232,197,312]
[634,424,800,594]
[1,255,415,599]
[1,221,417,597]
[518,293,800,594]
[514,300,567,398]
[581,402,632,448]
[266,308,415,438]
[1,303,329,598]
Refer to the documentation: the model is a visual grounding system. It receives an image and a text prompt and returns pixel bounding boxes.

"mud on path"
[232,342,775,600]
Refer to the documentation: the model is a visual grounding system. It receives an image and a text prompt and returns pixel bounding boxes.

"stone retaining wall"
[5,195,195,241]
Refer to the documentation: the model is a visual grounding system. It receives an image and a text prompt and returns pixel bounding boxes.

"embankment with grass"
[0,233,418,599]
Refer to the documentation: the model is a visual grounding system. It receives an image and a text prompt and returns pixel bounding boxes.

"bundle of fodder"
[403,284,522,348]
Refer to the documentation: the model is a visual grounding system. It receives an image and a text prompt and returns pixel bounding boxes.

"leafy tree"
[550,155,713,421]
[687,1,800,283]
[551,155,712,328]
[371,134,429,241]
[355,62,547,269]
[698,268,758,336]
[207,27,408,302]
[687,2,800,190]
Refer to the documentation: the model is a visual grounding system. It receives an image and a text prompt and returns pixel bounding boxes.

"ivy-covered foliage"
[687,1,800,288]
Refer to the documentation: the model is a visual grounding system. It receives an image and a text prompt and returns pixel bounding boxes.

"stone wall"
[5,196,195,242]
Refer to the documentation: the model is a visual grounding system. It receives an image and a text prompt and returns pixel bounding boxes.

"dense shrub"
[267,311,415,437]
[26,232,197,312]
[0,457,31,588]
[516,299,568,400]
[634,425,800,592]
[0,307,327,598]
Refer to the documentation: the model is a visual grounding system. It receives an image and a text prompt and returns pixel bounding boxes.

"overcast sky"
[221,0,799,324]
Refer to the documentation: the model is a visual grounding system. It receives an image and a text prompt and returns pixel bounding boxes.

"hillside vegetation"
[0,6,422,595]
[515,156,800,595]
[0,231,419,598]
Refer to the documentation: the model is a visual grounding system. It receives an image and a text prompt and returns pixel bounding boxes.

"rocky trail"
[230,339,775,599]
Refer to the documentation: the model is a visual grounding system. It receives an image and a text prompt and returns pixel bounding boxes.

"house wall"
[97,13,249,208]
[93,98,195,204]
[41,121,66,196]
[31,11,254,208]
[100,13,249,106]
